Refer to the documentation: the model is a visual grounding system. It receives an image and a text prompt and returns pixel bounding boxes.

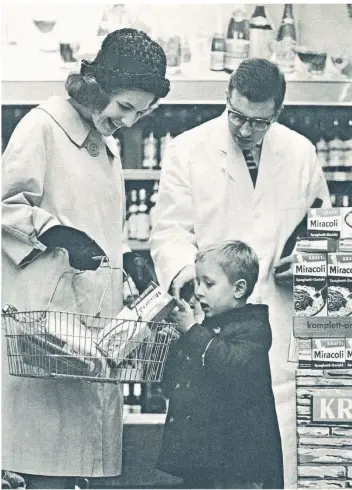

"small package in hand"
[95,282,176,366]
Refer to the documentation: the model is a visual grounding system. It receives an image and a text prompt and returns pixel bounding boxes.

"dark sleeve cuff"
[177,323,213,360]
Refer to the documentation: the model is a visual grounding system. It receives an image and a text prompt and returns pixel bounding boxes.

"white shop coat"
[150,111,331,488]
[2,97,125,477]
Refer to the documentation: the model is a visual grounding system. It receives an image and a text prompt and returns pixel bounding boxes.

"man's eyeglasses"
[227,100,277,132]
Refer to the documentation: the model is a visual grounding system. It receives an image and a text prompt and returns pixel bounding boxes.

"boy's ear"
[233,279,247,299]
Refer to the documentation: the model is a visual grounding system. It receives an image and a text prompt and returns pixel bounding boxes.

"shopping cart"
[2,260,176,383]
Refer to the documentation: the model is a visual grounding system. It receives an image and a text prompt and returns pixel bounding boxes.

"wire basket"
[2,262,177,383]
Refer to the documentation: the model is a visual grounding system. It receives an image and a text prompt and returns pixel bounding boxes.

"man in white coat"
[150,58,331,488]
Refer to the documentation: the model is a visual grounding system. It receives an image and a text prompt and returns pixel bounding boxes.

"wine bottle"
[328,119,344,168]
[136,189,150,241]
[210,16,226,71]
[249,5,274,59]
[127,190,138,240]
[142,133,158,169]
[149,181,159,231]
[275,4,296,74]
[224,6,250,73]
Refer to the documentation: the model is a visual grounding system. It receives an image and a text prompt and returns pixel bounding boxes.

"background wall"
[2,3,352,60]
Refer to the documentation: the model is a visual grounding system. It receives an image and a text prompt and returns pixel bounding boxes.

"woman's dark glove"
[38,225,106,271]
[123,252,156,294]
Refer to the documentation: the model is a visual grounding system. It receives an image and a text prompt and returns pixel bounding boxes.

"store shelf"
[128,240,150,251]
[123,169,160,180]
[1,47,351,105]
[293,316,352,338]
[3,77,352,105]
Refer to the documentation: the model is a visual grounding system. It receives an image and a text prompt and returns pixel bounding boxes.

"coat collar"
[202,303,269,331]
[37,96,120,158]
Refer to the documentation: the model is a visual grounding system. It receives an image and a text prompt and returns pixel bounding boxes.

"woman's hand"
[169,298,196,334]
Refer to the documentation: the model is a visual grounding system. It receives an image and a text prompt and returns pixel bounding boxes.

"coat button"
[186,356,190,361]
[186,382,191,388]
[86,141,100,157]
[175,383,180,390]
[186,415,191,420]
[169,417,174,423]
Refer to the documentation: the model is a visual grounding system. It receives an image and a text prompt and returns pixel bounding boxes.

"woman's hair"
[196,240,259,298]
[66,28,170,112]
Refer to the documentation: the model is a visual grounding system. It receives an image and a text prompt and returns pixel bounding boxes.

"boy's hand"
[169,298,196,334]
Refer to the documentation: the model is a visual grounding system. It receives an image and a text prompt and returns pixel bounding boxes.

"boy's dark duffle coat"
[157,304,284,489]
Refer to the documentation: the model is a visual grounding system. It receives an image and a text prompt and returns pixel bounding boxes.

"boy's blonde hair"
[195,240,259,298]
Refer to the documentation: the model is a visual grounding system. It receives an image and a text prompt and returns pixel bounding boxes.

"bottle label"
[274,38,296,73]
[225,39,250,71]
[249,29,273,59]
[250,16,269,27]
[210,51,225,71]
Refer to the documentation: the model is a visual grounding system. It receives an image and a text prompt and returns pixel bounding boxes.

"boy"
[157,240,283,489]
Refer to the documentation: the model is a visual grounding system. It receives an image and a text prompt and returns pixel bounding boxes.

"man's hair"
[196,240,259,299]
[228,58,286,112]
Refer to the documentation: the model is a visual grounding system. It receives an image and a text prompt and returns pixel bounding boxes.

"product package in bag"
[95,282,176,366]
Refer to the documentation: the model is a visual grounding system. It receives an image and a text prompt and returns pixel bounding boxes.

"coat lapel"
[215,112,255,206]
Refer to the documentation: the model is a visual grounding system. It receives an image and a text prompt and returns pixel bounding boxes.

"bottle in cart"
[224,6,250,73]
[210,16,226,71]
[149,181,159,231]
[136,189,150,241]
[142,132,158,169]
[249,5,274,60]
[127,189,138,240]
[275,4,297,74]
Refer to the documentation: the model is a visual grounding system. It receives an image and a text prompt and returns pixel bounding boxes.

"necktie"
[242,149,258,187]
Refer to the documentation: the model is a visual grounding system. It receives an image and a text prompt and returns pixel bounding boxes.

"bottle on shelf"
[142,132,158,169]
[136,188,150,241]
[342,195,350,207]
[127,189,138,240]
[249,5,274,60]
[157,34,182,76]
[343,118,352,167]
[316,121,329,168]
[328,119,344,168]
[210,16,226,72]
[159,132,173,165]
[275,4,297,74]
[149,181,159,231]
[224,6,250,73]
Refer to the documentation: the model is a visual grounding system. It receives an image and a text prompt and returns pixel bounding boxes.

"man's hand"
[169,298,196,334]
[274,254,294,283]
[170,265,196,300]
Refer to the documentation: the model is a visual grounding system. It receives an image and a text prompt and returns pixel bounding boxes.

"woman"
[2,28,170,489]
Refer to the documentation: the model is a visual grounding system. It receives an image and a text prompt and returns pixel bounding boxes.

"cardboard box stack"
[293,208,352,488]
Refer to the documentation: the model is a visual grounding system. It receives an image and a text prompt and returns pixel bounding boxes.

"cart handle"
[45,256,140,319]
